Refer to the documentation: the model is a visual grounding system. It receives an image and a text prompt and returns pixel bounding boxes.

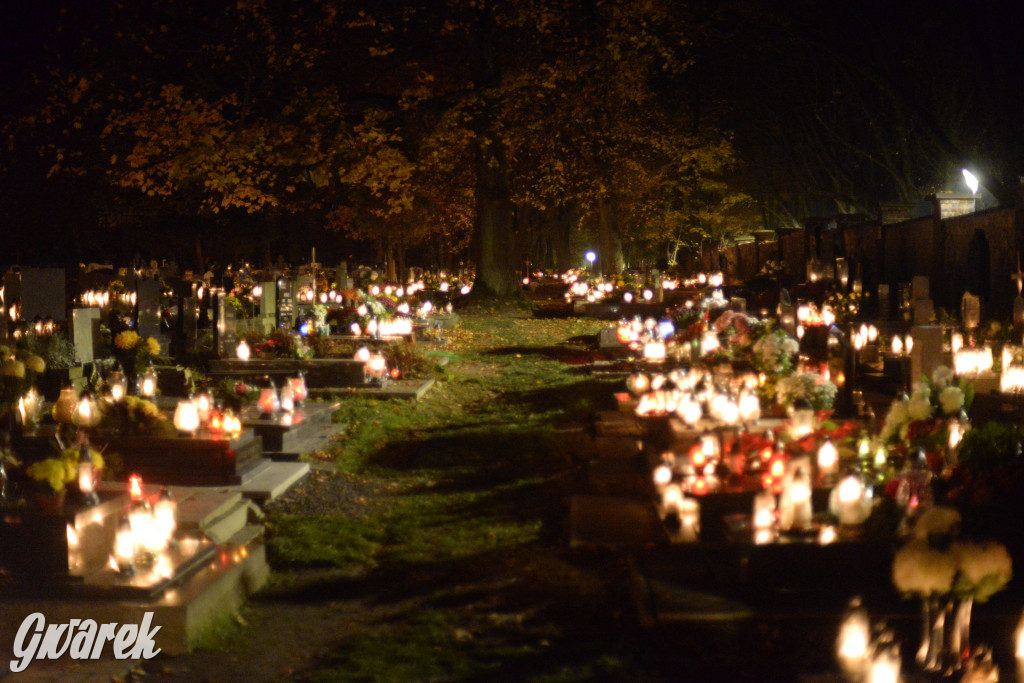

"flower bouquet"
[893,506,1011,673]
[774,371,837,411]
[880,365,972,471]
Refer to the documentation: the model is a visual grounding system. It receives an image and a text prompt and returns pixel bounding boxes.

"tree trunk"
[468,4,520,298]
[598,193,622,275]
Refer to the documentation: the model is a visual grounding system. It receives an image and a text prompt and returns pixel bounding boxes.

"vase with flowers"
[25,444,105,512]
[892,506,1012,675]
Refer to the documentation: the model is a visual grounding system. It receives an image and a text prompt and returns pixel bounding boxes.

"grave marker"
[20,267,66,322]
[136,278,162,339]
[71,308,102,363]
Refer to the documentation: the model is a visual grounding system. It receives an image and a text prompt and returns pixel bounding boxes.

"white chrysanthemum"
[931,366,955,389]
[938,386,965,415]
[892,541,957,595]
[885,399,910,428]
[953,541,1013,586]
[911,381,931,403]
[907,397,934,421]
[780,337,799,356]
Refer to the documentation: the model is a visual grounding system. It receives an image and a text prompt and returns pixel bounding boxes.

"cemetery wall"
[708,198,1021,318]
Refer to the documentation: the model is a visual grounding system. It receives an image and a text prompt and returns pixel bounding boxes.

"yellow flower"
[138,399,162,419]
[145,337,161,357]
[2,359,25,378]
[23,354,46,374]
[114,330,140,350]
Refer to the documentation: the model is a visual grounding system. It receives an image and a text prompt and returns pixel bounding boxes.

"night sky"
[2,0,1023,268]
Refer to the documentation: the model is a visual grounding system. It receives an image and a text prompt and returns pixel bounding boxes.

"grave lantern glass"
[78,440,100,506]
[173,398,200,435]
[194,391,212,423]
[53,386,77,424]
[140,365,158,398]
[154,487,176,546]
[258,386,280,416]
[73,391,100,428]
[236,340,251,361]
[289,375,308,404]
[113,516,136,575]
[108,371,127,402]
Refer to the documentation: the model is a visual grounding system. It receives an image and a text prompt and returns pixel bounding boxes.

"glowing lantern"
[108,372,127,402]
[128,474,144,503]
[236,340,251,361]
[73,392,100,428]
[366,353,388,381]
[113,516,136,575]
[817,439,839,480]
[139,366,157,398]
[834,473,870,526]
[280,383,295,413]
[173,398,200,435]
[78,440,99,506]
[258,386,280,416]
[626,373,650,396]
[752,488,776,533]
[154,487,177,546]
[354,347,371,363]
[289,376,308,404]
[195,392,212,423]
[778,463,812,532]
[837,597,871,678]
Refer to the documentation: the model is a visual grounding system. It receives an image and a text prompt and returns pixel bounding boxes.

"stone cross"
[1012,253,1024,296]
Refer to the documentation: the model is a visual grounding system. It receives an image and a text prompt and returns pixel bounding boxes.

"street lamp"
[962,168,979,195]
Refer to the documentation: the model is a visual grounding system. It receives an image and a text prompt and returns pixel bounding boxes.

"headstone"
[961,292,981,329]
[911,276,929,301]
[19,268,66,322]
[259,281,277,322]
[912,299,934,326]
[1014,297,1024,334]
[71,308,102,363]
[910,326,944,383]
[336,263,354,291]
[276,280,295,330]
[215,292,239,359]
[136,279,162,339]
[180,297,198,344]
[729,297,747,313]
[877,284,891,320]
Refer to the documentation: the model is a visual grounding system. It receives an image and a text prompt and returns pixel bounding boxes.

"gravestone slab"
[911,275,929,301]
[259,281,277,322]
[216,293,239,359]
[277,280,295,330]
[877,284,891,320]
[71,307,102,363]
[912,299,934,326]
[910,325,944,383]
[19,267,66,322]
[962,292,981,329]
[136,278,162,338]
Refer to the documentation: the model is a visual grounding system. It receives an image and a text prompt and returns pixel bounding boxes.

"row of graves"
[0,262,462,656]
[569,269,1024,681]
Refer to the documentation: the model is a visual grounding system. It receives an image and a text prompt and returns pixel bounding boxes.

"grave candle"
[53,386,78,424]
[173,398,200,435]
[236,340,251,361]
[835,473,868,526]
[837,597,871,678]
[817,439,839,481]
[752,488,776,532]
[113,516,136,575]
[678,497,700,541]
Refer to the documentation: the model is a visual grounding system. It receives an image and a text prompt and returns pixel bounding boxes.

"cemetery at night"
[4,1,1024,681]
